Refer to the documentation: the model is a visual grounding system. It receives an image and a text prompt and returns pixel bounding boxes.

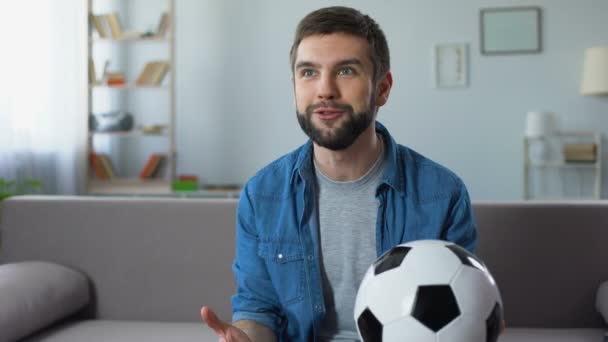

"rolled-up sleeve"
[231,184,283,333]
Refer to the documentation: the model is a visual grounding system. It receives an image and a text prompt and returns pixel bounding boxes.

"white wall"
[175,0,608,200]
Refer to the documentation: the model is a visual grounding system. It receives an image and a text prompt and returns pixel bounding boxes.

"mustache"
[305,102,354,115]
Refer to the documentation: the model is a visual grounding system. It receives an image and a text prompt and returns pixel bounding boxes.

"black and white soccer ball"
[354,240,503,342]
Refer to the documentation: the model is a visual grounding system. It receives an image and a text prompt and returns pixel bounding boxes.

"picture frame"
[480,6,542,55]
[433,43,468,88]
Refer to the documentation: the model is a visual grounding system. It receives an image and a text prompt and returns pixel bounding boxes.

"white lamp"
[525,111,556,138]
[581,46,608,95]
[524,111,557,163]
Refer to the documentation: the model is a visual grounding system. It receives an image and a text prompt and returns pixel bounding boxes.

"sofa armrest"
[596,280,608,325]
[0,261,90,342]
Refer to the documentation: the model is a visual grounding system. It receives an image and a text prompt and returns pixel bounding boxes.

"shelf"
[525,131,599,139]
[87,0,176,196]
[90,84,169,90]
[89,178,171,195]
[527,161,599,169]
[89,129,169,138]
[88,180,242,198]
[91,36,170,43]
[525,196,600,201]
[523,130,602,200]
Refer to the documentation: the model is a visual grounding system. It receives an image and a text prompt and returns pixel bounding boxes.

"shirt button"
[307,255,314,261]
[314,304,322,311]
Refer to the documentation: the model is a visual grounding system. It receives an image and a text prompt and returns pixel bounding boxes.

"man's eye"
[302,70,316,77]
[338,67,354,76]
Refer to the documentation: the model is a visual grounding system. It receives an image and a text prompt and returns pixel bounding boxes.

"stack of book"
[106,72,126,86]
[90,153,116,179]
[563,143,597,163]
[139,154,166,179]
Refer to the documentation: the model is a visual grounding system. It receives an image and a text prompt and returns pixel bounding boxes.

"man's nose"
[316,74,338,100]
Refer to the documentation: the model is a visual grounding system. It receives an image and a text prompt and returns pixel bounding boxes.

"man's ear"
[375,71,393,107]
[291,74,297,107]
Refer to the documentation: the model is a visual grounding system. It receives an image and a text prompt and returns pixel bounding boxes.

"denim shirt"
[231,122,477,341]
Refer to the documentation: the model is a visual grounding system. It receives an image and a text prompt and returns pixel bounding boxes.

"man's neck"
[313,123,383,182]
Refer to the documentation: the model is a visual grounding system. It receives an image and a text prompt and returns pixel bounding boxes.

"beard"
[296,98,375,151]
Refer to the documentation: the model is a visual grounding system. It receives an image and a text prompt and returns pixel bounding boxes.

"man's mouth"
[314,107,345,120]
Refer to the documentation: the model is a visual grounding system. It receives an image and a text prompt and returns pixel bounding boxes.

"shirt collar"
[291,121,406,195]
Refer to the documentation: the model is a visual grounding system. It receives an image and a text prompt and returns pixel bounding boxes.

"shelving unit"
[86,0,176,195]
[523,131,602,200]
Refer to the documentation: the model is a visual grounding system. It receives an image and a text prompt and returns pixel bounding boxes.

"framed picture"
[480,6,542,55]
[433,43,468,88]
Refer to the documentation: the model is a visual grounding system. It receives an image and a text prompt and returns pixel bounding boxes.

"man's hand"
[201,306,252,342]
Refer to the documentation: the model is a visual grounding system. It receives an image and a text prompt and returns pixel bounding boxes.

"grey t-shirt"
[314,147,386,341]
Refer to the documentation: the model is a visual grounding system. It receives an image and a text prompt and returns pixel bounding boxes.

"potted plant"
[0,178,42,201]
[0,178,41,259]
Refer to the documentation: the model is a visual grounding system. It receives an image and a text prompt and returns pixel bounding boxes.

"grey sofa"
[1,196,607,341]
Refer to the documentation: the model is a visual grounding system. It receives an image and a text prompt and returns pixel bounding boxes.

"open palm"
[201,306,252,342]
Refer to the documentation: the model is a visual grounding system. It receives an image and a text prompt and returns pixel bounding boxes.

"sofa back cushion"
[475,201,608,329]
[1,196,237,322]
[3,196,608,328]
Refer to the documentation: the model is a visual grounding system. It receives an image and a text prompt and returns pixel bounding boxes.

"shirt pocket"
[257,241,305,305]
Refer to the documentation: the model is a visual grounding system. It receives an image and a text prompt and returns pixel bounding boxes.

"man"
[201,6,477,341]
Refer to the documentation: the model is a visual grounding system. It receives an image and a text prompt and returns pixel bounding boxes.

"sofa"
[1,195,607,342]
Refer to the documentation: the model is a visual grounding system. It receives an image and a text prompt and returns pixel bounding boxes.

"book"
[98,154,117,178]
[104,12,123,39]
[89,153,109,179]
[90,14,107,38]
[141,124,167,134]
[563,143,596,154]
[89,58,96,84]
[564,153,596,162]
[149,156,166,178]
[120,30,144,39]
[101,60,111,81]
[149,62,170,85]
[203,184,241,191]
[178,174,199,182]
[156,12,170,37]
[136,61,170,86]
[106,71,126,86]
[563,143,597,162]
[135,62,158,86]
[139,154,165,179]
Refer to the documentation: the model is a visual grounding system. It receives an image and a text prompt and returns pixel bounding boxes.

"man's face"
[293,33,381,151]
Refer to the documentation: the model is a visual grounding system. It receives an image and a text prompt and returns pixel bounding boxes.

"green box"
[172,180,198,192]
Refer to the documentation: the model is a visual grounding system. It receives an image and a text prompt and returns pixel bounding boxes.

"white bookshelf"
[86,0,176,195]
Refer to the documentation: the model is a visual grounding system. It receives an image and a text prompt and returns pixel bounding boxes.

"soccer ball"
[354,240,503,342]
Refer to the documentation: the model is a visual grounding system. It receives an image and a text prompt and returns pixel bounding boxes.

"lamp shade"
[581,46,608,95]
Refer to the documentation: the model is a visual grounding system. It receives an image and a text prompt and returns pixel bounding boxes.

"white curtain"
[0,1,88,194]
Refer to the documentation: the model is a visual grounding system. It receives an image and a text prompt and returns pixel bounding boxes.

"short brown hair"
[289,6,390,82]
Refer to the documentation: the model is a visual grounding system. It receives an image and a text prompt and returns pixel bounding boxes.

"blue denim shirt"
[231,122,477,341]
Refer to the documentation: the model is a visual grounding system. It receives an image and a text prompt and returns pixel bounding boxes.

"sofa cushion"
[22,320,217,342]
[499,328,604,342]
[21,323,606,342]
[0,261,89,342]
[1,196,237,322]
